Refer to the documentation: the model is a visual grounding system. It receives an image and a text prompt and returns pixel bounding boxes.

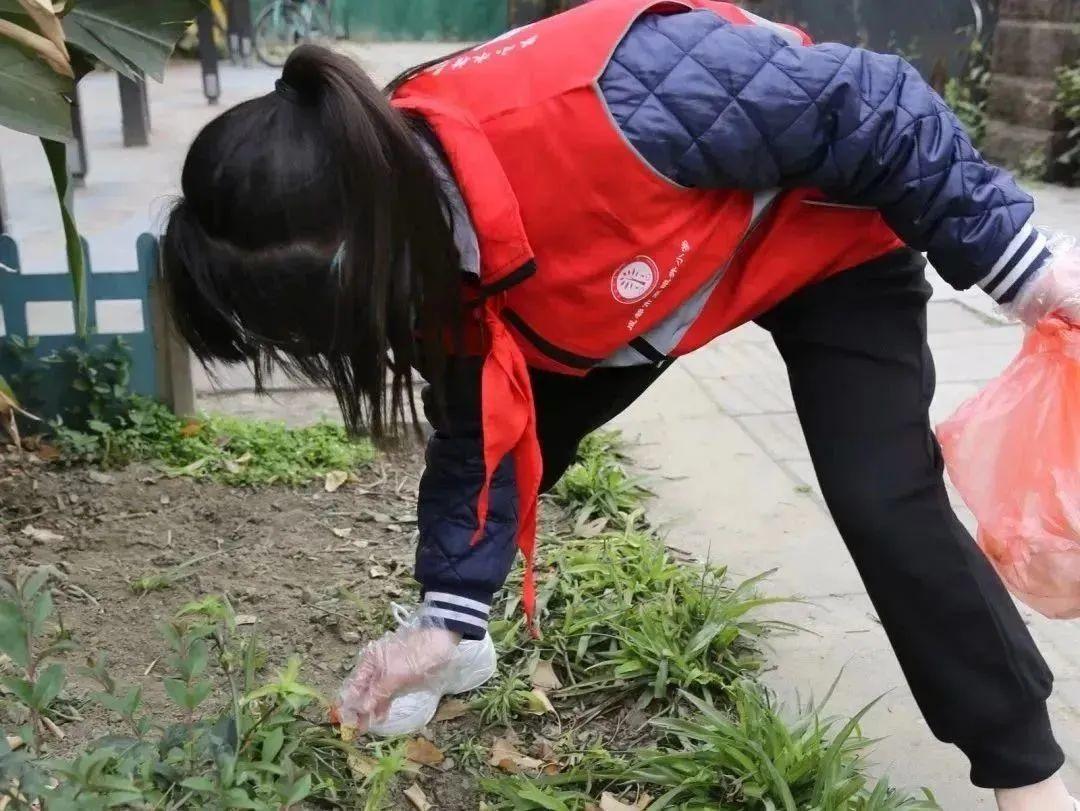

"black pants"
[530,249,1063,789]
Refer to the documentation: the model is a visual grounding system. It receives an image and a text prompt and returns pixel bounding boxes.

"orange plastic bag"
[937,317,1080,619]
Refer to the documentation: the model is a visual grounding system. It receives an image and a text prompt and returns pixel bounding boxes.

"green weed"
[0,570,368,809]
[552,431,649,530]
[485,681,939,810]
[494,527,790,709]
[472,671,535,727]
[357,740,408,811]
[14,339,373,484]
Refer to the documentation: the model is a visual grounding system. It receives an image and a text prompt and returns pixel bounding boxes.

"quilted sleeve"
[413,360,519,640]
[602,11,1050,300]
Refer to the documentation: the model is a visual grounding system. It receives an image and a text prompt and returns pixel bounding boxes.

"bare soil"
[0,452,653,809]
[0,451,423,746]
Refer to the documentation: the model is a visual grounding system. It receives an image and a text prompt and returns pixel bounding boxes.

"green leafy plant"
[484,681,940,810]
[551,430,650,531]
[0,0,203,338]
[496,434,791,709]
[0,568,76,757]
[472,671,535,727]
[0,571,367,809]
[1056,61,1080,183]
[16,338,375,481]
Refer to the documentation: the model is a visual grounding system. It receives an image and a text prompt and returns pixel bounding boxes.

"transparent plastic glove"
[1003,232,1080,326]
[335,623,460,731]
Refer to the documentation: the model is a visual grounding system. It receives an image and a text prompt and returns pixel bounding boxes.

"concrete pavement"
[2,40,1079,808]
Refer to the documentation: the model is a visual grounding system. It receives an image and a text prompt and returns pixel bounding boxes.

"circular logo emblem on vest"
[611,257,659,304]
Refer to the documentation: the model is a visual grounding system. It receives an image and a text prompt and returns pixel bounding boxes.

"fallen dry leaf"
[330,527,353,539]
[489,737,544,773]
[405,736,444,766]
[434,697,471,722]
[404,783,433,811]
[368,565,390,579]
[578,515,610,538]
[324,470,348,493]
[346,752,378,780]
[21,525,64,543]
[179,420,203,438]
[599,792,652,811]
[530,659,563,690]
[35,443,60,462]
[235,614,257,626]
[523,688,556,716]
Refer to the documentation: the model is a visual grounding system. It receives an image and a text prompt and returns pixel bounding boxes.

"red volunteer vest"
[393,0,903,633]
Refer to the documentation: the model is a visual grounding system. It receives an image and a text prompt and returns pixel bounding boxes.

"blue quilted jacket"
[414,9,1051,639]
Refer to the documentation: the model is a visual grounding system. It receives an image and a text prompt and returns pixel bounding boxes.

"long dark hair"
[161,45,462,440]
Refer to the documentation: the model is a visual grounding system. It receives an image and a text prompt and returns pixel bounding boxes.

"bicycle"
[254,0,337,68]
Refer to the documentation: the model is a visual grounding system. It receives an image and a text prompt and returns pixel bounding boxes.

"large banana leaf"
[62,0,203,82]
[0,34,72,140]
[0,0,201,335]
[0,0,202,138]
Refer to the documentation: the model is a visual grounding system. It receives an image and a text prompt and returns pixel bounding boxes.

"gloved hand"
[336,623,460,731]
[1003,234,1080,326]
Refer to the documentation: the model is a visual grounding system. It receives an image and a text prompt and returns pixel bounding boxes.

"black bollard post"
[67,85,88,188]
[197,6,221,104]
[0,161,7,235]
[227,0,254,67]
[118,74,151,147]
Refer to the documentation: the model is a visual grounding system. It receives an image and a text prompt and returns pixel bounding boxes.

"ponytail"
[161,45,462,441]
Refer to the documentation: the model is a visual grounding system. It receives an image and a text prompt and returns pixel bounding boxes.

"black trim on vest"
[502,309,601,370]
[629,337,668,363]
[480,260,537,296]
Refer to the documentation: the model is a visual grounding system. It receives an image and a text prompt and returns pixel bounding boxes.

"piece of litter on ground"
[324,470,348,493]
[599,791,653,811]
[405,736,444,766]
[21,525,64,543]
[530,659,563,690]
[434,697,470,722]
[404,783,433,811]
[330,527,352,539]
[489,737,544,773]
[523,688,556,715]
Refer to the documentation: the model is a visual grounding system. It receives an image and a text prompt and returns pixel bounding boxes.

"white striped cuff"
[978,221,1052,304]
[418,591,491,636]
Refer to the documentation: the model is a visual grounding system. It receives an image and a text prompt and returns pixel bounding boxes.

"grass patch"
[8,337,372,484]
[53,397,372,485]
[479,431,936,810]
[482,680,939,810]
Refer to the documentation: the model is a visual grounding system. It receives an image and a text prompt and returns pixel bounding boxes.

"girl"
[161,1,1080,806]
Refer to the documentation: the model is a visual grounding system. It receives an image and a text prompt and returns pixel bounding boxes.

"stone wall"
[984,0,1080,177]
